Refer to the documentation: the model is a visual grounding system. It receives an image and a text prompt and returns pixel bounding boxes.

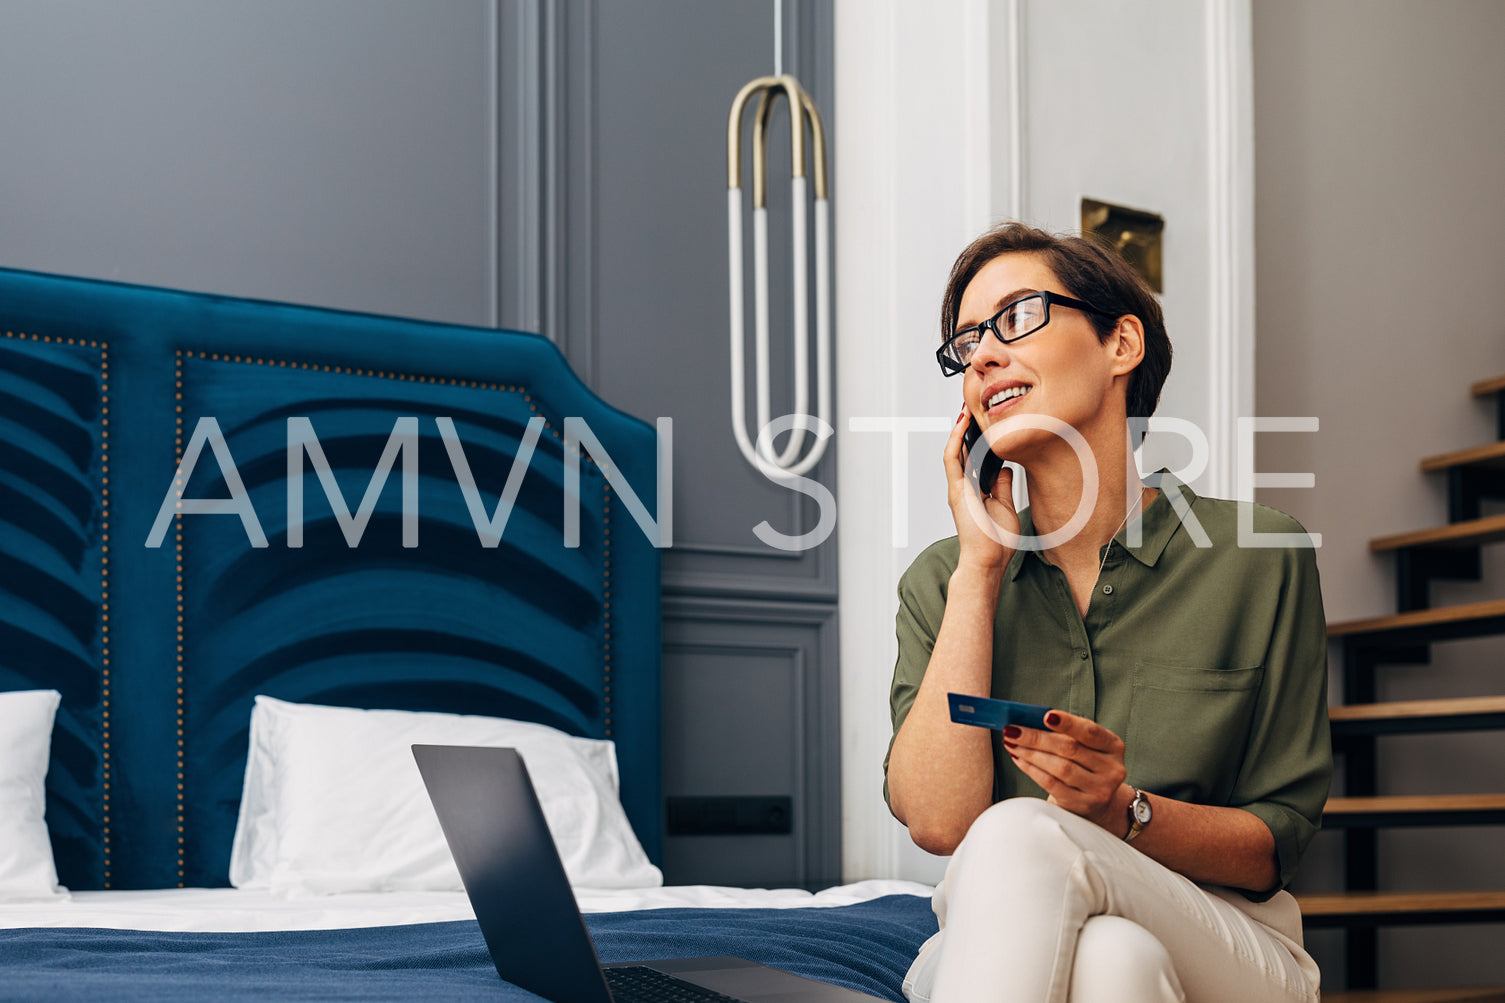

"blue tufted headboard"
[0,267,662,890]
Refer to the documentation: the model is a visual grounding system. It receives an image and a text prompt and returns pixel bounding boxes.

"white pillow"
[229,695,661,896]
[0,689,68,902]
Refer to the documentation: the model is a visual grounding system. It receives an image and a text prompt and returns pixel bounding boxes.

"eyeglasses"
[936,291,1115,376]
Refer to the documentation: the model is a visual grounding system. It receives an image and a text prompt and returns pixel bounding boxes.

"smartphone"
[947,692,1052,732]
[962,417,1005,495]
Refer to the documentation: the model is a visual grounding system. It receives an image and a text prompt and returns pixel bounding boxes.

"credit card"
[947,692,1052,732]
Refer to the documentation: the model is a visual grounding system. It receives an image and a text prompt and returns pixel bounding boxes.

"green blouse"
[884,473,1332,900]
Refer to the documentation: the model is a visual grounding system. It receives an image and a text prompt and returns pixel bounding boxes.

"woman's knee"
[955,797,1082,858]
[1070,916,1184,1003]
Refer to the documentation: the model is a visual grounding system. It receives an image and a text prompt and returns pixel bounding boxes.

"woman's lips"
[984,385,1033,417]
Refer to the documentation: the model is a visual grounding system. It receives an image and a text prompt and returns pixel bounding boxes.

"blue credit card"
[947,692,1052,732]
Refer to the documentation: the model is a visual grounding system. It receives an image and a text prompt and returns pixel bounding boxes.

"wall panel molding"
[663,525,839,601]
[1204,0,1255,499]
[495,0,543,335]
[993,0,1026,221]
[556,0,597,386]
[662,595,841,886]
[496,0,589,375]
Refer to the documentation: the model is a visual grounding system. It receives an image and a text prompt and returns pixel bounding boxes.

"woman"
[884,223,1330,1002]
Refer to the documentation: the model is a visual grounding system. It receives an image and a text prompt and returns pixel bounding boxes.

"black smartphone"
[962,417,1005,495]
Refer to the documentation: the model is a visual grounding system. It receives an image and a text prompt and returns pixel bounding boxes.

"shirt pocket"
[1124,661,1264,806]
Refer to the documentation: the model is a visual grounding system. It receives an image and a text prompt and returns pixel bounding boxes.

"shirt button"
[1078,650,1088,660]
[1101,584,1113,595]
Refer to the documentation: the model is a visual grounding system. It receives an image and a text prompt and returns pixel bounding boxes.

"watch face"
[1133,797,1152,825]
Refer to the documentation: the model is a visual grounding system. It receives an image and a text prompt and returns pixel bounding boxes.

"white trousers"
[903,799,1321,1003]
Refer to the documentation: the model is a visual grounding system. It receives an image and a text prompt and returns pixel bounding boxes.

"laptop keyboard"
[604,965,746,1002]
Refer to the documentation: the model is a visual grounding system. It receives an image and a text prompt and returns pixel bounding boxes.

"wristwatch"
[1124,788,1152,843]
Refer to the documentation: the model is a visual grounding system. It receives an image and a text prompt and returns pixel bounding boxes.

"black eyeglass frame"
[935,291,1117,376]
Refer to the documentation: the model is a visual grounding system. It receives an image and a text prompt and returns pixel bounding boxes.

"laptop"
[411,744,887,1002]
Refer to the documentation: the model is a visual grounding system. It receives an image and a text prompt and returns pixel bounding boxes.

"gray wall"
[1253,0,1505,989]
[0,0,840,888]
[0,0,497,325]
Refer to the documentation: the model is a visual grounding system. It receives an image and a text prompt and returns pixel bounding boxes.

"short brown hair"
[940,222,1172,421]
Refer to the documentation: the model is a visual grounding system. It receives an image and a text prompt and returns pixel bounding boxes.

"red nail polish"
[1044,712,1061,728]
[1002,725,1021,740]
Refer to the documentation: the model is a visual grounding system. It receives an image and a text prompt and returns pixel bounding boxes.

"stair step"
[1299,890,1505,927]
[1370,514,1505,553]
[1328,598,1505,644]
[1323,794,1505,827]
[1420,440,1505,474]
[1323,989,1505,1003]
[1472,375,1505,398]
[1331,696,1505,736]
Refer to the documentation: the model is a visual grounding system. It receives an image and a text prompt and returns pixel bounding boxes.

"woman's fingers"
[945,411,1019,569]
[1005,736,1118,789]
[1045,710,1126,757]
[1006,743,1123,820]
[1006,750,1107,818]
[1004,712,1125,763]
[943,408,969,482]
[1007,744,1094,791]
[989,463,1014,503]
[1007,750,1064,800]
[1003,712,1128,814]
[1005,734,1113,789]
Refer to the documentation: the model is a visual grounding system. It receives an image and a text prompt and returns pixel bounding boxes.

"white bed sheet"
[0,879,932,933]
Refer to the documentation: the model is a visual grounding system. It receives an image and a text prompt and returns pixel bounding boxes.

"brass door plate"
[1082,198,1164,293]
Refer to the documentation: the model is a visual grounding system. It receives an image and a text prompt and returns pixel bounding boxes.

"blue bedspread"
[0,894,937,1002]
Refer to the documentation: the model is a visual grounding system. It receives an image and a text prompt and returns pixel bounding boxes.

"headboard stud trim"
[100,343,112,887]
[183,349,582,444]
[603,490,613,736]
[174,349,186,887]
[5,329,104,349]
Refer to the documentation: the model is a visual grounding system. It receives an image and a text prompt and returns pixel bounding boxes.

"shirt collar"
[1006,468,1195,581]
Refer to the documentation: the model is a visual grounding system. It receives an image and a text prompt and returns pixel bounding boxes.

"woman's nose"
[968,327,1011,372]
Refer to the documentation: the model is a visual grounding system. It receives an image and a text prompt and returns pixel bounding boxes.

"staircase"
[1301,375,1505,999]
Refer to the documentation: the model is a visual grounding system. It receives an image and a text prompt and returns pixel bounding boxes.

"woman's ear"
[1109,315,1146,377]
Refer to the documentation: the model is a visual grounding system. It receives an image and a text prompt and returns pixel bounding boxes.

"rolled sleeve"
[882,541,955,812]
[1228,539,1333,901]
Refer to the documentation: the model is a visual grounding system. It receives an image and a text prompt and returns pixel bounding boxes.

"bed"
[0,268,934,1001]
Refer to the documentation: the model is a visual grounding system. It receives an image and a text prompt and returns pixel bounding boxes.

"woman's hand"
[945,409,1019,573]
[1003,710,1132,835]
